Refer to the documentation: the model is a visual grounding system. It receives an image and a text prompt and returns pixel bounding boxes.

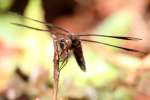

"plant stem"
[52,38,60,100]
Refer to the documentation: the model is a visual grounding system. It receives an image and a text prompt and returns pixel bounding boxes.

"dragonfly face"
[58,37,71,60]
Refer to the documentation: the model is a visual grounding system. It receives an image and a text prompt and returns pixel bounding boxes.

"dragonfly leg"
[59,53,71,72]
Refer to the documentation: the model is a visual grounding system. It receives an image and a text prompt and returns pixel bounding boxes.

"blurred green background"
[0,0,149,100]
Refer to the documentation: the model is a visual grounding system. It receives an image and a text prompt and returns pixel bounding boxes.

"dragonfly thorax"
[71,38,81,48]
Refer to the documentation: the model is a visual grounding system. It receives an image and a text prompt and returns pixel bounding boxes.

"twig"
[52,37,60,100]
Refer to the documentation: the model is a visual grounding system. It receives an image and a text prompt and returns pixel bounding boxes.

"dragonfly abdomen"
[72,38,86,71]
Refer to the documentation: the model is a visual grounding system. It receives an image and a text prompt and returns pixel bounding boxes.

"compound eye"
[60,39,65,49]
[60,39,65,42]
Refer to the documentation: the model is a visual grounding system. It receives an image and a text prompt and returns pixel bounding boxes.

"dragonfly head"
[59,37,72,50]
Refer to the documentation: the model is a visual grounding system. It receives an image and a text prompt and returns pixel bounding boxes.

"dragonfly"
[12,15,144,72]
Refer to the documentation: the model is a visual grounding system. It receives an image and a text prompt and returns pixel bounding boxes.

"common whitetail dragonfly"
[12,15,144,72]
